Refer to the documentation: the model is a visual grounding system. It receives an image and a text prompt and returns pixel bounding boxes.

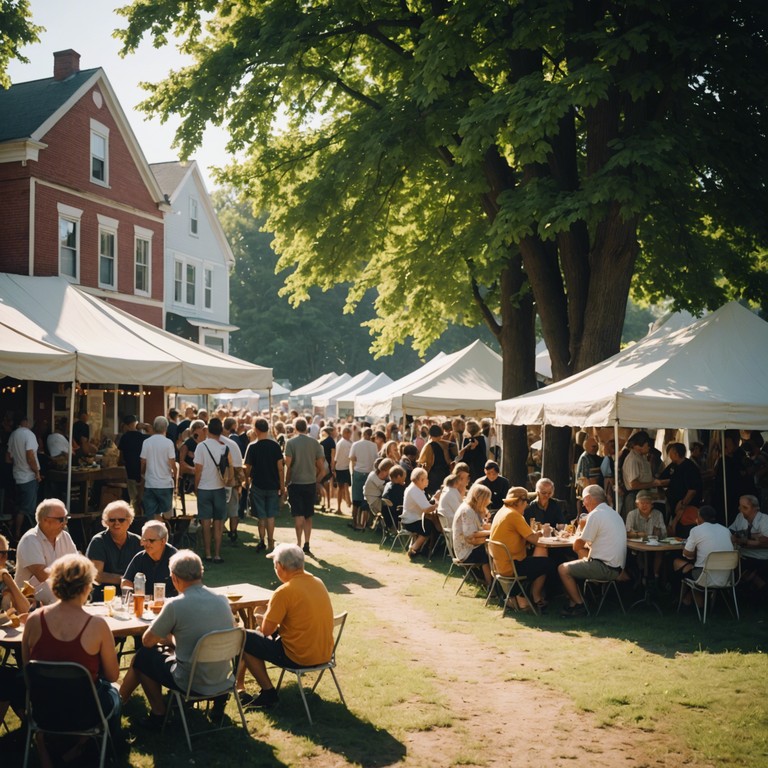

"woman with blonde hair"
[452,483,492,587]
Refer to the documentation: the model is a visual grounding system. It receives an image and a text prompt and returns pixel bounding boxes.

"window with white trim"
[134,226,153,295]
[97,214,119,290]
[90,119,109,185]
[174,257,198,307]
[186,263,196,304]
[189,197,199,236]
[204,267,212,309]
[174,259,183,303]
[204,335,224,352]
[57,203,83,281]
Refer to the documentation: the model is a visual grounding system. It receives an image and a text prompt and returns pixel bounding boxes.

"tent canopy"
[312,370,377,409]
[356,342,502,420]
[0,324,76,381]
[496,302,768,430]
[0,274,272,391]
[290,372,340,398]
[336,372,394,415]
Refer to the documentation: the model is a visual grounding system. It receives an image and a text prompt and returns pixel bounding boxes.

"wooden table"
[626,538,685,614]
[537,535,576,549]
[48,466,128,515]
[210,583,273,629]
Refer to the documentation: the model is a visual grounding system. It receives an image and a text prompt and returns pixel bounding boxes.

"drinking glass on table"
[103,585,116,603]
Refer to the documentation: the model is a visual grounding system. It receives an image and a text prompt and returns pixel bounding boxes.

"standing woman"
[418,424,453,496]
[455,420,488,482]
[22,554,120,763]
[452,484,492,587]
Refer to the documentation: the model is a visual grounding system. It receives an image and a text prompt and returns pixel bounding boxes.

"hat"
[502,487,530,507]
[122,414,138,425]
[635,490,655,502]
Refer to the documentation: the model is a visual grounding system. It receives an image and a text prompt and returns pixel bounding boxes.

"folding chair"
[387,516,415,555]
[439,515,486,595]
[379,499,400,548]
[678,550,740,624]
[485,539,538,617]
[276,612,348,725]
[163,627,248,752]
[23,661,115,768]
[581,578,625,616]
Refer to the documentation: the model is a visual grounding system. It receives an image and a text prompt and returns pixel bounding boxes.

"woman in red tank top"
[21,553,120,763]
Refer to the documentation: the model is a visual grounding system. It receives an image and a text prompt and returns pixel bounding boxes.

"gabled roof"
[0,68,167,207]
[0,69,99,142]
[150,159,235,267]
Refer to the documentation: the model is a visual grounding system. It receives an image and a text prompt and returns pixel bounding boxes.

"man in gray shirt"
[284,417,324,555]
[119,549,235,727]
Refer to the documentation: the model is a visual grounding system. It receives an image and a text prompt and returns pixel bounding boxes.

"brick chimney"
[53,49,80,81]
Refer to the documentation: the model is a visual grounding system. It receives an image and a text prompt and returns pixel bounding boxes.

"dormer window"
[90,119,109,185]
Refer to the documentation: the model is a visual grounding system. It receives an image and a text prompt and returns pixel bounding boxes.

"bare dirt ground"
[307,517,711,768]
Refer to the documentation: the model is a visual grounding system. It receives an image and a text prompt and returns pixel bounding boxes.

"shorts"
[288,484,316,518]
[244,631,309,669]
[250,487,280,519]
[197,487,227,521]
[515,556,556,581]
[133,645,184,692]
[351,470,368,504]
[226,486,240,518]
[563,557,621,581]
[143,487,173,518]
[16,479,38,520]
[403,518,436,537]
[335,469,351,485]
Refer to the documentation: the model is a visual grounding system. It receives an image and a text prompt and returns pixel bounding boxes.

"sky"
[7,1,231,190]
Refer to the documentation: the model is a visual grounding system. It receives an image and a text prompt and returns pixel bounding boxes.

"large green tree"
[0,0,41,88]
[118,0,768,485]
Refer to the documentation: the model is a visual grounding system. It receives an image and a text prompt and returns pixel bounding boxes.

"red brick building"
[0,49,168,327]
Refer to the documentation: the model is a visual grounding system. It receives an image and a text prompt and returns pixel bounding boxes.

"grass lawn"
[2,511,767,767]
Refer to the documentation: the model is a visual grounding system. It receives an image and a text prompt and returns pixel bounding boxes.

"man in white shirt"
[728,494,768,592]
[333,425,353,514]
[349,428,378,530]
[15,498,77,592]
[621,431,662,515]
[7,416,41,538]
[140,416,177,521]
[222,417,245,543]
[673,505,734,592]
[558,484,627,617]
[194,417,228,563]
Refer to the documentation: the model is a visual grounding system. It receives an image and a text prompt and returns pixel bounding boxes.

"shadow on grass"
[307,555,384,594]
[262,686,406,768]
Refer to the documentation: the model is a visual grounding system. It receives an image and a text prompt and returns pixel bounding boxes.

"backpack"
[204,443,236,486]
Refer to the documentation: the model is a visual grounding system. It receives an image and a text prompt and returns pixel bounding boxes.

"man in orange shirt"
[238,543,334,708]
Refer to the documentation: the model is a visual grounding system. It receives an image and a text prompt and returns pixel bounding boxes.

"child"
[382,465,407,530]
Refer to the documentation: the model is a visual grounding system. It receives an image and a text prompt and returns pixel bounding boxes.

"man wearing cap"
[140,416,177,521]
[237,543,334,709]
[478,461,510,511]
[119,414,147,513]
[558,485,627,617]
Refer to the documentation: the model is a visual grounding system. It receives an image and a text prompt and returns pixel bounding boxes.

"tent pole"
[268,387,273,424]
[67,380,76,511]
[540,421,546,477]
[402,413,407,442]
[721,429,728,525]
[613,421,621,513]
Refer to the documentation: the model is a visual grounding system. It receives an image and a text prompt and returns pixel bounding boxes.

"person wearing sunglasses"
[14,498,77,592]
[85,500,142,597]
[121,520,178,598]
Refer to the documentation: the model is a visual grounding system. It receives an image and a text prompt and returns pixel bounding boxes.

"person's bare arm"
[90,559,122,586]
[26,564,49,583]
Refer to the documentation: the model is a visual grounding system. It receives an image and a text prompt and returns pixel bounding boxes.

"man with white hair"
[238,543,334,709]
[558,484,626,618]
[119,549,235,726]
[122,520,178,597]
[140,415,177,520]
[86,500,142,594]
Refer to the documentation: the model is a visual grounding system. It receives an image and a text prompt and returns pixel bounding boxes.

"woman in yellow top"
[489,486,557,611]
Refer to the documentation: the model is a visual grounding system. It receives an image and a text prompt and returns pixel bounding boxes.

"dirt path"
[308,521,709,768]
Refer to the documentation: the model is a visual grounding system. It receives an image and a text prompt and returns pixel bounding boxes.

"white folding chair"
[678,550,740,624]
[485,539,537,617]
[439,514,486,595]
[387,515,414,555]
[276,612,348,725]
[162,627,248,752]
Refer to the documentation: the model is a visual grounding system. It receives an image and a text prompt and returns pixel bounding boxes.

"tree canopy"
[0,0,41,88]
[118,0,768,482]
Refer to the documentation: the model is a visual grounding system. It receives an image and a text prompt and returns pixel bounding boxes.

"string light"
[0,385,19,394]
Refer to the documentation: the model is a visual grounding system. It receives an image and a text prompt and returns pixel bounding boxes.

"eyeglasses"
[107,518,128,524]
[47,516,69,523]
[140,537,160,544]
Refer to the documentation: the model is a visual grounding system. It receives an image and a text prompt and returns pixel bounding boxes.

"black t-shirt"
[244,439,284,490]
[382,481,406,509]
[659,457,703,508]
[320,436,336,467]
[461,435,487,481]
[524,498,566,526]
[73,420,90,447]
[119,430,147,481]
[478,474,510,510]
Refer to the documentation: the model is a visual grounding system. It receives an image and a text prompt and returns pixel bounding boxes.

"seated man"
[558,485,626,617]
[362,459,395,531]
[625,490,667,582]
[673,505,734,605]
[14,499,77,593]
[381,465,407,530]
[478,461,510,511]
[524,477,566,527]
[238,543,334,709]
[119,549,235,726]
[86,500,142,596]
[122,520,178,598]
[728,494,768,595]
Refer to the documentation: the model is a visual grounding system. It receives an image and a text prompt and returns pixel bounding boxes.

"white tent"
[290,372,340,398]
[496,302,768,430]
[336,372,394,417]
[214,382,290,411]
[312,370,378,415]
[356,341,502,421]
[0,274,272,392]
[0,323,76,382]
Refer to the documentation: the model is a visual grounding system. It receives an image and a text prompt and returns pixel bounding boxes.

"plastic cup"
[133,594,145,617]
[103,585,116,603]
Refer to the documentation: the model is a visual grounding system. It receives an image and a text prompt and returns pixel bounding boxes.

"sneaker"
[560,602,588,618]
[242,688,278,710]
[255,540,266,553]
[210,694,228,719]
[303,543,312,555]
